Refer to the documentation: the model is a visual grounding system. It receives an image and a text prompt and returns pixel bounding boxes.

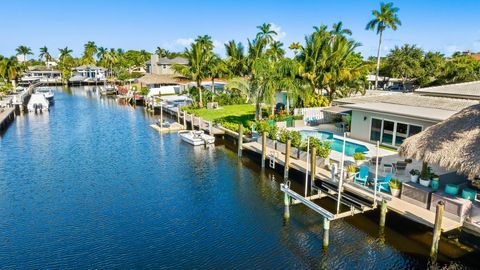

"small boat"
[156,119,171,128]
[178,130,215,146]
[35,88,54,101]
[27,93,49,112]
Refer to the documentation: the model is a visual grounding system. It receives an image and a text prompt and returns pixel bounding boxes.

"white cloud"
[175,38,195,47]
[270,23,286,41]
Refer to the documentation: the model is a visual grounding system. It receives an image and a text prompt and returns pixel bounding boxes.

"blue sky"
[2,0,479,59]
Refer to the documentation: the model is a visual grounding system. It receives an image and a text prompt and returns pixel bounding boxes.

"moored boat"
[178,130,215,146]
[35,87,54,101]
[27,93,50,112]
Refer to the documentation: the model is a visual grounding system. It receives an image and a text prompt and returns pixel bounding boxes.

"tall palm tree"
[58,47,73,62]
[39,46,53,63]
[266,41,285,62]
[172,41,213,108]
[207,56,228,100]
[0,57,22,82]
[15,45,33,62]
[366,2,401,89]
[224,40,246,77]
[331,21,352,37]
[195,35,214,50]
[82,41,97,65]
[256,23,277,45]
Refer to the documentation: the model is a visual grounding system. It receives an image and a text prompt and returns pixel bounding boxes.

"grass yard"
[184,104,257,124]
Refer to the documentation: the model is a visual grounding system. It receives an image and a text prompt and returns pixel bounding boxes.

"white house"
[69,65,106,83]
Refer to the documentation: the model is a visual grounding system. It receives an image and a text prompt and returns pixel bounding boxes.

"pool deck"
[242,141,462,232]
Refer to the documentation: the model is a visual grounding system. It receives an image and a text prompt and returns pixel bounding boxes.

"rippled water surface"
[0,87,478,269]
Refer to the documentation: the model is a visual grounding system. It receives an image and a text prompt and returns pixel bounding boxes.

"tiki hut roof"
[398,103,480,178]
[137,73,187,85]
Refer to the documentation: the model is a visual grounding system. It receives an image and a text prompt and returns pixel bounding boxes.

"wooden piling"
[176,108,180,123]
[183,111,187,128]
[261,132,267,168]
[199,117,203,131]
[237,123,243,157]
[379,199,388,227]
[191,114,194,130]
[284,139,291,180]
[323,218,330,248]
[310,147,316,188]
[430,201,445,258]
[283,191,290,219]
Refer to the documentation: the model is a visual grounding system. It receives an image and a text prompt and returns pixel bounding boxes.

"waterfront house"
[69,65,106,84]
[145,54,188,76]
[20,66,62,84]
[333,82,480,149]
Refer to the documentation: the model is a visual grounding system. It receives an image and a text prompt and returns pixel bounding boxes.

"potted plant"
[409,169,420,183]
[419,162,431,187]
[430,173,440,191]
[389,179,402,197]
[353,153,366,166]
[293,115,305,128]
[346,165,358,180]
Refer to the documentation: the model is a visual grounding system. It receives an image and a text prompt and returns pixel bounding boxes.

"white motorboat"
[35,88,54,101]
[27,93,49,112]
[156,119,171,128]
[100,85,117,95]
[178,130,215,146]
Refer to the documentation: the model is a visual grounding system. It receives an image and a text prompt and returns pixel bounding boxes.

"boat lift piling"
[430,201,445,259]
[284,139,291,180]
[261,132,267,168]
[237,123,243,157]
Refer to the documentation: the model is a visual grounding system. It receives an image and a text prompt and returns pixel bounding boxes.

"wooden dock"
[149,122,185,133]
[0,107,15,131]
[242,141,462,232]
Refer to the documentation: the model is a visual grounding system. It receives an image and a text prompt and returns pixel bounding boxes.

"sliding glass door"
[370,118,423,147]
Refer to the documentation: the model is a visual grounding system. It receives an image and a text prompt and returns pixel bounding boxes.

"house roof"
[73,65,106,71]
[157,57,188,65]
[334,92,477,112]
[414,80,480,100]
[137,73,188,85]
[342,102,457,122]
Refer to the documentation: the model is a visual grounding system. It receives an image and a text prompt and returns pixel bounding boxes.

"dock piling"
[237,123,243,157]
[430,201,445,258]
[323,218,330,248]
[284,139,291,180]
[176,108,180,123]
[310,147,316,193]
[191,114,194,130]
[283,190,290,220]
[379,199,388,227]
[261,132,267,168]
[183,111,186,128]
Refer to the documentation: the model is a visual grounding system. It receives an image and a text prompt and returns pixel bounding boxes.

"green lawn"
[185,104,256,124]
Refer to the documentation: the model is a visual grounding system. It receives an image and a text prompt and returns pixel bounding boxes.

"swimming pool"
[300,130,369,156]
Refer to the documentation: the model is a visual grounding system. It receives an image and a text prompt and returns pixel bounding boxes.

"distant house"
[20,66,62,84]
[333,81,480,148]
[69,65,106,83]
[145,54,188,75]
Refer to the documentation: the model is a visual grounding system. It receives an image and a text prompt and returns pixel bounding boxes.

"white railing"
[294,107,333,124]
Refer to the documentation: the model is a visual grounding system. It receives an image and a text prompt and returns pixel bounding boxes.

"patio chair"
[370,156,383,166]
[393,161,407,174]
[354,166,369,186]
[374,173,393,193]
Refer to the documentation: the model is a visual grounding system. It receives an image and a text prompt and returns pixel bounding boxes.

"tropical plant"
[39,46,53,63]
[389,179,401,189]
[172,38,215,108]
[366,2,401,89]
[81,41,97,65]
[383,44,423,85]
[256,23,277,46]
[289,42,302,56]
[0,57,23,82]
[353,152,365,161]
[409,169,420,176]
[15,45,33,62]
[224,40,247,77]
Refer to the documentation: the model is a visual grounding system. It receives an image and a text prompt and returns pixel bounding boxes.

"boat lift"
[280,133,381,247]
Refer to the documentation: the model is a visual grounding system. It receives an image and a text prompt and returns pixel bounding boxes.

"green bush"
[293,115,304,120]
[254,120,269,134]
[353,152,365,161]
[290,131,302,148]
[304,94,330,107]
[301,137,331,158]
[267,124,278,140]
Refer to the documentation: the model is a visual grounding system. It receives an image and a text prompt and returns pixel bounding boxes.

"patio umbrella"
[398,103,480,178]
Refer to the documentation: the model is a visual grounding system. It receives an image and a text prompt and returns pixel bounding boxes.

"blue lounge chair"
[354,166,369,186]
[374,173,393,192]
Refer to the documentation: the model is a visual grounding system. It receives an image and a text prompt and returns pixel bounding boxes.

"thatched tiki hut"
[398,103,480,178]
[137,74,187,89]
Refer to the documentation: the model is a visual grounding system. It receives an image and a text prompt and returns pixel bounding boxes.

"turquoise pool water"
[300,130,369,156]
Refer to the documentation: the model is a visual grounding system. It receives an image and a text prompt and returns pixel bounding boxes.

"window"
[409,125,422,137]
[382,120,394,145]
[370,118,423,148]
[395,123,408,147]
[370,118,382,141]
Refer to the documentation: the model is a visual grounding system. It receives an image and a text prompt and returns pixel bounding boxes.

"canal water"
[0,87,478,269]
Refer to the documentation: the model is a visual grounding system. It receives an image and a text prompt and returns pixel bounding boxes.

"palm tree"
[15,45,33,62]
[366,2,401,89]
[0,57,22,83]
[256,23,277,45]
[195,35,214,50]
[58,47,73,62]
[172,41,213,108]
[224,40,246,76]
[39,46,53,64]
[207,56,228,100]
[289,42,302,57]
[266,41,285,62]
[331,21,352,37]
[82,41,98,65]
